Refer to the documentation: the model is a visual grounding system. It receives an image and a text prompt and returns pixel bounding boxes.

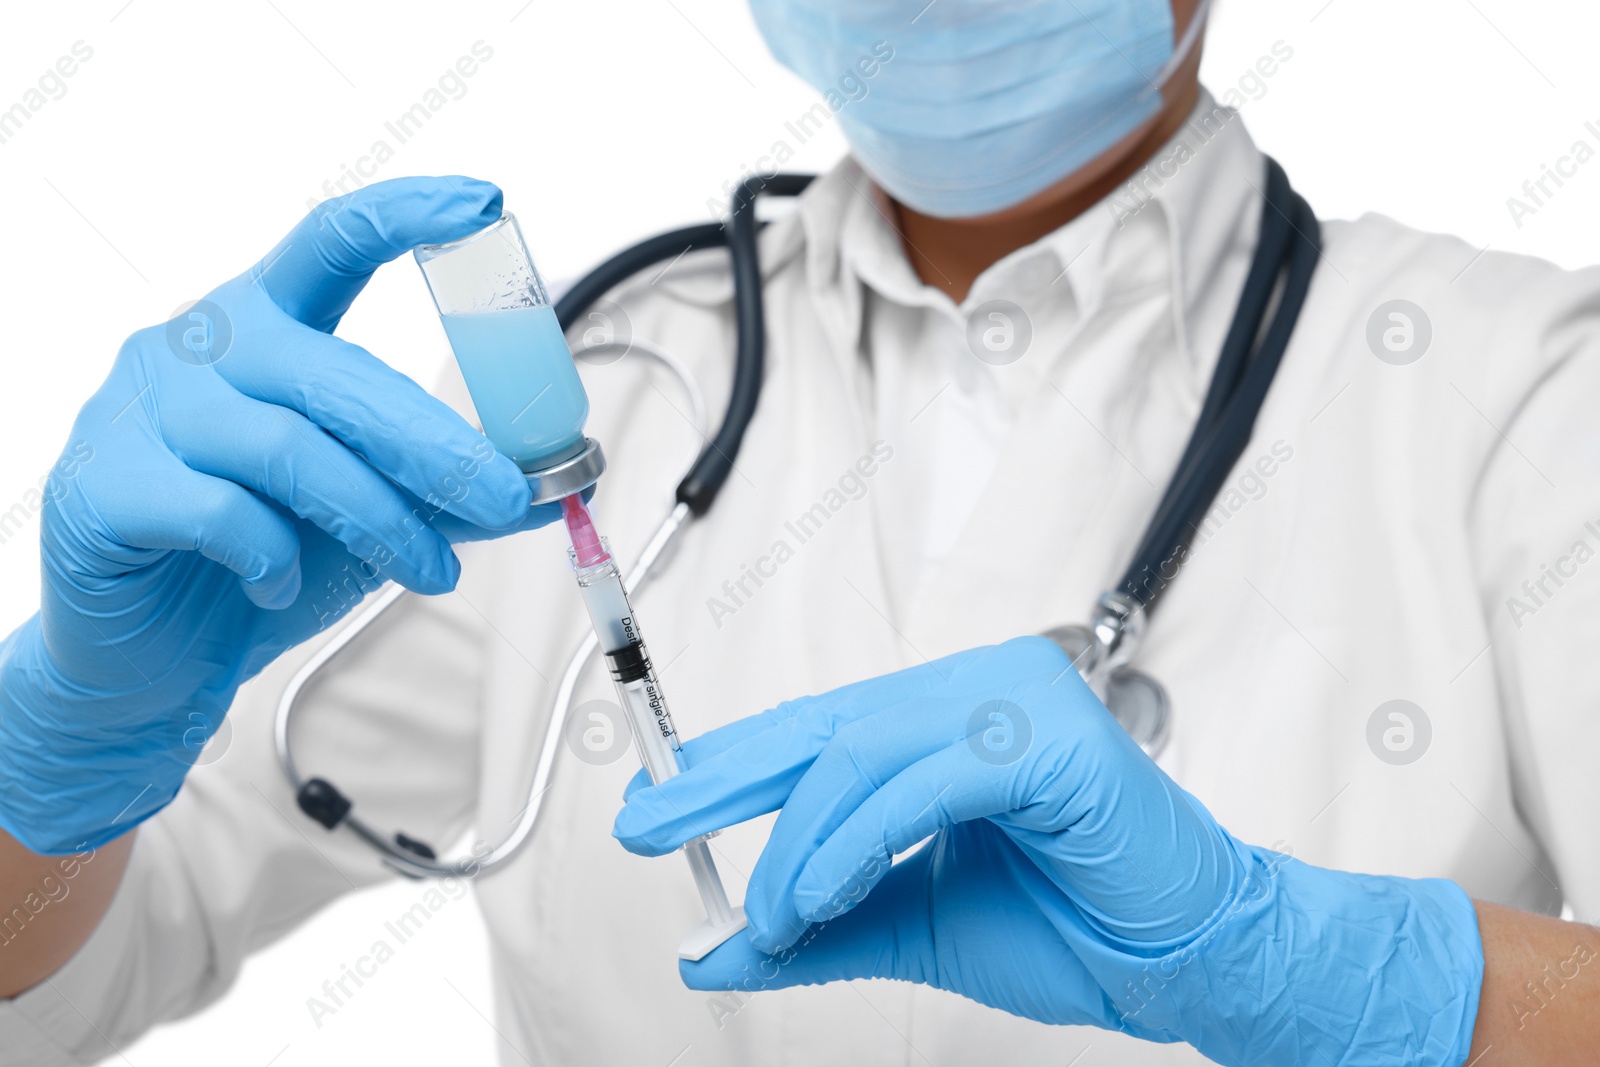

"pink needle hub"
[559,494,610,567]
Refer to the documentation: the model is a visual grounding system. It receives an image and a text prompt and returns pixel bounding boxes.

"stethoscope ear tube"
[1062,158,1319,755]
[675,173,815,516]
[546,173,817,520]
[1118,158,1320,612]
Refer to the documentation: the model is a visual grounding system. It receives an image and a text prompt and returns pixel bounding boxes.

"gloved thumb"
[680,845,935,995]
[253,175,503,333]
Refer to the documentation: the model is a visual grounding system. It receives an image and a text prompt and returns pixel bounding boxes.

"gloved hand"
[615,637,1486,1065]
[0,176,555,856]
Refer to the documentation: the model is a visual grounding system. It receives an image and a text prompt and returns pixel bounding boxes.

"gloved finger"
[475,483,588,545]
[741,638,1080,942]
[160,384,460,595]
[214,311,532,530]
[774,645,1074,934]
[613,648,985,856]
[620,712,779,803]
[427,499,564,544]
[792,742,1029,927]
[680,843,936,995]
[253,175,502,332]
[84,456,303,609]
[739,692,984,952]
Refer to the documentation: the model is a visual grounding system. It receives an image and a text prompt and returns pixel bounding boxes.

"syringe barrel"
[572,555,635,652]
[566,534,747,958]
[573,556,684,785]
[613,675,682,786]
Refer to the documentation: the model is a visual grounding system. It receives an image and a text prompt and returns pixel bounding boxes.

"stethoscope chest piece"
[1042,591,1171,758]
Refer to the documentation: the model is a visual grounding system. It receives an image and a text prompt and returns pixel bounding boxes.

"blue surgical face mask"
[748,0,1210,218]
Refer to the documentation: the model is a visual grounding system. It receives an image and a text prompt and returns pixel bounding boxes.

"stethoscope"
[275,159,1319,879]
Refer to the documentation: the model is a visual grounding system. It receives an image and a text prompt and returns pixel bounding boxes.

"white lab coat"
[6,91,1600,1066]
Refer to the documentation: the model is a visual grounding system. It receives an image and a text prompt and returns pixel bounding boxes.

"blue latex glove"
[0,176,556,856]
[615,638,1486,1065]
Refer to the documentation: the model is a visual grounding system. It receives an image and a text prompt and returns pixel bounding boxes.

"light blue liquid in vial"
[441,305,589,472]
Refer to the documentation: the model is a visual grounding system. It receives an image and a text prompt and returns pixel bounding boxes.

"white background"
[0,1,1596,1064]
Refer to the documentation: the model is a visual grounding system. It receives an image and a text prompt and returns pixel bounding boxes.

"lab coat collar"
[645,88,1266,393]
[800,87,1266,389]
[1136,88,1269,385]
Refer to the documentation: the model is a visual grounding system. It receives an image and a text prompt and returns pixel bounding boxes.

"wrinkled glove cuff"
[1071,840,1483,1067]
[0,617,196,855]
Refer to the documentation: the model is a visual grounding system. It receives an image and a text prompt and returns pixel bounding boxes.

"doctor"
[3,0,1600,1064]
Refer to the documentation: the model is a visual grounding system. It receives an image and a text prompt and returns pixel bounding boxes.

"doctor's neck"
[890,23,1204,304]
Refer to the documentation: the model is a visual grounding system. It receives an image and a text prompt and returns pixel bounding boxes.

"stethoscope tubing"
[275,160,1317,876]
[1120,158,1319,610]
[274,338,708,879]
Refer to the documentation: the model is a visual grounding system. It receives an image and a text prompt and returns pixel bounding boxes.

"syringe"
[559,494,748,961]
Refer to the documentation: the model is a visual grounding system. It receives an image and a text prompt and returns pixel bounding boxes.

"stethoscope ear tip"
[385,833,440,880]
[296,777,351,830]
